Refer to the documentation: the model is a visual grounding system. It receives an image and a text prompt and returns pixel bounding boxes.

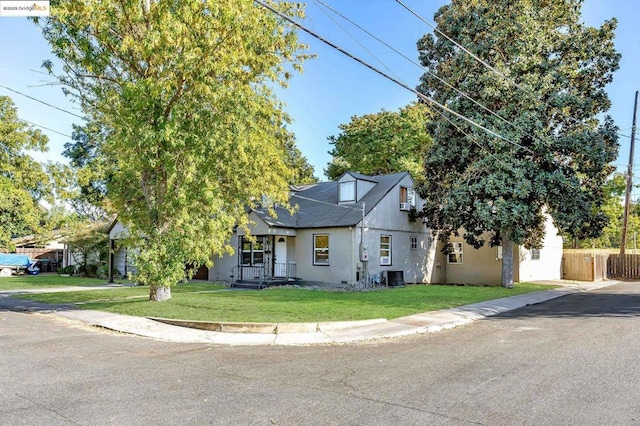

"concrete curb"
[0,280,621,346]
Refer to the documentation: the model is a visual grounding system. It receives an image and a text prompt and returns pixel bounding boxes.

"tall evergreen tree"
[416,0,620,287]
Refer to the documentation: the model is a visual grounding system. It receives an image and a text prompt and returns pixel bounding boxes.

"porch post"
[238,236,243,280]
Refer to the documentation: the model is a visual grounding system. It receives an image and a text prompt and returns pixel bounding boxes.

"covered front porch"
[231,232,297,289]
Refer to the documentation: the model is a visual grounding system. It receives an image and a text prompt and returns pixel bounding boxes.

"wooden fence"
[562,253,608,281]
[607,254,640,280]
[563,252,640,281]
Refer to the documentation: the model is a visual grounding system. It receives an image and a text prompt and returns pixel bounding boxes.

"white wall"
[517,214,563,282]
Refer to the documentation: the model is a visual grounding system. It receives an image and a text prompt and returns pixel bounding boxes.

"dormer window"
[399,187,416,211]
[339,181,355,202]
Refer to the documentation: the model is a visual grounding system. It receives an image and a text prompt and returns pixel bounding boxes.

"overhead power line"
[313,0,544,152]
[254,0,534,155]
[395,0,623,139]
[0,83,84,119]
[22,118,72,139]
[311,0,404,84]
[394,0,532,95]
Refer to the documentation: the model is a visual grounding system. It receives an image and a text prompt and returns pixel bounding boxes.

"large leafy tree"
[37,0,309,300]
[284,136,318,185]
[576,174,640,249]
[325,102,432,180]
[0,96,50,251]
[416,0,620,287]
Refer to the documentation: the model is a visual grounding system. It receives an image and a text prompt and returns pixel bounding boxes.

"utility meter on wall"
[359,242,369,262]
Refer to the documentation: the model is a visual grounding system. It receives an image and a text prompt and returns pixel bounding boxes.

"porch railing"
[273,262,296,279]
[231,265,267,282]
[231,263,297,282]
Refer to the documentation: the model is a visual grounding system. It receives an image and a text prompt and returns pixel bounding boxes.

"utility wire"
[395,0,532,95]
[254,0,534,155]
[22,118,72,139]
[395,0,623,139]
[311,0,404,83]
[0,83,84,119]
[313,0,544,151]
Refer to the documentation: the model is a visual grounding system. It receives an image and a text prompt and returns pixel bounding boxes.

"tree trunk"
[149,285,171,301]
[501,238,515,288]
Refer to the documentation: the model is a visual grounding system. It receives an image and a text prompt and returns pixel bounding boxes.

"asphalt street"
[2,281,640,425]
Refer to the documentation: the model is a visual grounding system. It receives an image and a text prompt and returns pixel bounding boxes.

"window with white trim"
[530,248,540,260]
[380,235,392,265]
[410,235,418,250]
[338,181,355,202]
[399,187,416,210]
[448,242,463,264]
[314,234,329,265]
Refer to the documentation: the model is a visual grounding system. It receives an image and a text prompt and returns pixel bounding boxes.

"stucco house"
[445,215,563,285]
[207,171,443,287]
[107,171,562,287]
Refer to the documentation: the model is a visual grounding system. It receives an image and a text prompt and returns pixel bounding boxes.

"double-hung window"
[314,234,329,265]
[410,235,418,250]
[399,187,416,211]
[380,235,392,265]
[241,237,265,265]
[448,242,463,264]
[530,248,541,260]
[338,181,355,202]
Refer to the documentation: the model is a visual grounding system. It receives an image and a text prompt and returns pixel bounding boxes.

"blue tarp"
[0,253,34,267]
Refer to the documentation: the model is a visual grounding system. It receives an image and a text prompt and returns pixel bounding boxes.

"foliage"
[325,102,432,180]
[17,283,554,322]
[284,136,318,185]
[576,174,640,249]
[63,221,110,277]
[37,0,310,300]
[53,121,111,221]
[415,0,620,286]
[0,96,51,251]
[58,265,76,275]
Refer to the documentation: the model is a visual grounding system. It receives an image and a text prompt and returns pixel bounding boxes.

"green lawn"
[0,274,110,290]
[14,283,555,323]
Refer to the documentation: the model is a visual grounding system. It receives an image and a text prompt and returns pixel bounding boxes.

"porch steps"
[231,278,298,290]
[232,280,268,290]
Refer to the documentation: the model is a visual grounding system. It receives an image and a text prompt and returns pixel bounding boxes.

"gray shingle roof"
[253,172,409,229]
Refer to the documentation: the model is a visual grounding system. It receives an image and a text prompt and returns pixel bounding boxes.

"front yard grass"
[0,274,110,290]
[14,282,555,323]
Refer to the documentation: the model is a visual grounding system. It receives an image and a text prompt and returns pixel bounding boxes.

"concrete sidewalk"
[0,280,619,346]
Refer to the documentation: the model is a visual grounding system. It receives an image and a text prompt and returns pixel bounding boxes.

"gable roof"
[253,172,410,229]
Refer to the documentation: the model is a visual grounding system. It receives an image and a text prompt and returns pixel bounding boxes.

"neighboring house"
[208,171,444,287]
[107,220,137,280]
[445,214,563,285]
[13,234,68,272]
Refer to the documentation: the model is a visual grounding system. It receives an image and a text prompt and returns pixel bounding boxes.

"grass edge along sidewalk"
[12,282,555,323]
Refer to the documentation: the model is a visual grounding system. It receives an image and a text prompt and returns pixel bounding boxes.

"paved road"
[2,282,640,425]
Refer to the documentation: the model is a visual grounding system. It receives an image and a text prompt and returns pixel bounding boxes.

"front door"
[274,236,287,277]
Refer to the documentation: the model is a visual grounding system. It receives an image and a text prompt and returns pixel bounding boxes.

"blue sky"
[0,1,638,183]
